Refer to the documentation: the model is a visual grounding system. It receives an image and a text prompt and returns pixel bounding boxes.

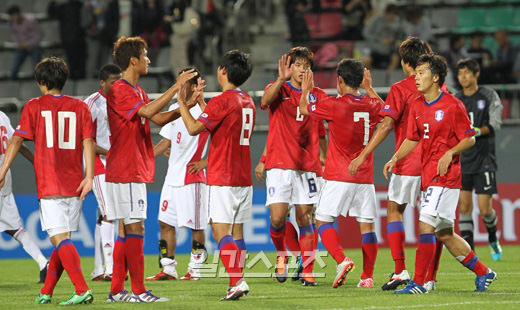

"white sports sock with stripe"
[92,222,104,277]
[100,221,114,275]
[14,228,47,270]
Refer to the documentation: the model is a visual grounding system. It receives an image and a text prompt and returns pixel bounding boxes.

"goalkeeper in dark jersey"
[455,58,504,261]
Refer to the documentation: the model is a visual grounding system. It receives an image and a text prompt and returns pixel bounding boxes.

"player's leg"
[270,202,290,282]
[357,221,377,288]
[266,169,293,260]
[94,174,114,278]
[181,229,206,280]
[147,221,178,280]
[458,178,475,249]
[91,215,105,280]
[232,223,246,268]
[284,215,301,258]
[295,203,316,284]
[475,171,501,261]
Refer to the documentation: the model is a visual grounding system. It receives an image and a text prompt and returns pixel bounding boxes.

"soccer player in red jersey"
[0,57,95,305]
[105,36,196,303]
[384,54,497,294]
[348,37,435,290]
[259,47,327,286]
[177,49,255,301]
[300,59,383,289]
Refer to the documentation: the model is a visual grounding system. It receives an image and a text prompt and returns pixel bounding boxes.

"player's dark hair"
[399,37,432,69]
[34,57,69,91]
[218,50,252,87]
[417,54,448,87]
[7,5,20,15]
[337,58,364,89]
[456,58,480,74]
[99,64,121,81]
[112,36,148,71]
[287,46,314,68]
[178,67,202,86]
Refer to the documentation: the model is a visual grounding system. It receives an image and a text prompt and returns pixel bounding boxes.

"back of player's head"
[34,57,69,91]
[99,64,122,81]
[218,50,252,87]
[456,58,480,74]
[7,5,20,16]
[287,46,314,68]
[178,67,202,86]
[416,54,448,86]
[113,36,148,71]
[337,58,364,89]
[399,37,432,69]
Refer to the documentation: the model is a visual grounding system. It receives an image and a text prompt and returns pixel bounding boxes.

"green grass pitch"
[1,246,519,309]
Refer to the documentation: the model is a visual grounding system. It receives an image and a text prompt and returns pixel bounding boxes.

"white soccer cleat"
[333,258,355,288]
[220,279,249,301]
[357,278,374,288]
[381,270,410,290]
[131,290,169,303]
[424,280,436,292]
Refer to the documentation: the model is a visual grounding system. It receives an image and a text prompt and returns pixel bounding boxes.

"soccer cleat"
[490,241,503,261]
[146,271,177,281]
[106,290,133,302]
[59,290,94,305]
[395,281,428,295]
[92,274,112,281]
[35,294,51,304]
[291,256,303,281]
[39,263,48,284]
[180,271,200,281]
[333,258,355,288]
[475,269,497,292]
[381,270,410,291]
[357,278,374,288]
[131,290,169,303]
[302,277,318,286]
[424,280,436,292]
[220,279,249,301]
[274,255,288,283]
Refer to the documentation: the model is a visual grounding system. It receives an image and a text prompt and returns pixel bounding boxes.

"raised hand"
[301,70,314,93]
[278,54,292,81]
[175,69,197,86]
[360,68,372,90]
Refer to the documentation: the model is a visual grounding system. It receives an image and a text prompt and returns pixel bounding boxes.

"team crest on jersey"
[384,104,390,109]
[308,94,317,103]
[477,100,486,110]
[435,110,444,122]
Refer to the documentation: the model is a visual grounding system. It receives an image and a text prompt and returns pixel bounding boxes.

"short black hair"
[416,54,448,87]
[456,58,480,74]
[7,5,20,15]
[399,37,432,69]
[34,57,69,91]
[99,64,121,81]
[178,67,202,86]
[287,46,314,68]
[218,50,252,87]
[337,58,364,89]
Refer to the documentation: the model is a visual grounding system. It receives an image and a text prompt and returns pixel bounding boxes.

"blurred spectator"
[442,34,468,90]
[491,30,519,83]
[285,0,310,46]
[48,0,87,80]
[133,0,172,63]
[169,0,200,72]
[7,5,43,80]
[467,32,493,84]
[402,5,432,43]
[362,4,403,73]
[82,0,119,78]
[341,0,371,40]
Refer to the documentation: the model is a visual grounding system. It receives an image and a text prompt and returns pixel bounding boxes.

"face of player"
[290,58,311,84]
[457,67,479,89]
[415,63,438,93]
[101,73,122,95]
[136,48,150,75]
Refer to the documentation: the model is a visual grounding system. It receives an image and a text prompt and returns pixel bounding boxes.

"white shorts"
[316,180,377,223]
[317,176,325,193]
[265,169,319,206]
[158,183,208,230]
[388,174,421,207]
[208,185,252,224]
[92,174,108,217]
[0,194,23,232]
[40,197,82,237]
[106,182,147,225]
[419,186,460,231]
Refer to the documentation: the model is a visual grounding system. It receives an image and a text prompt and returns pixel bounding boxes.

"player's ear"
[475,71,480,80]
[338,76,345,87]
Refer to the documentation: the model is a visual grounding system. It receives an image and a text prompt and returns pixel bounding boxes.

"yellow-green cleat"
[59,290,94,305]
[35,294,51,304]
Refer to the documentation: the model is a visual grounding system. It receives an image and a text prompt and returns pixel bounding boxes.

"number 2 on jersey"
[41,111,77,149]
[240,108,254,146]
[353,112,369,145]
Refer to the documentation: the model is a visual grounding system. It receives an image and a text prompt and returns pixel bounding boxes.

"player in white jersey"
[147,68,209,281]
[0,111,48,282]
[83,64,122,281]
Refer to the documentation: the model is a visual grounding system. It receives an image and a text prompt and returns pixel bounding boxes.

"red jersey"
[407,92,476,190]
[14,95,95,199]
[262,81,327,173]
[106,79,154,183]
[309,94,382,184]
[198,90,256,186]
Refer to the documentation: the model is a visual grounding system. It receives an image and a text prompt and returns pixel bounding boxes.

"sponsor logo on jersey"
[435,110,444,122]
[477,100,486,110]
[308,93,317,103]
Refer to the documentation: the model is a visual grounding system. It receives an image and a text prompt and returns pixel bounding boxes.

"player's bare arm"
[260,54,291,108]
[95,144,108,155]
[77,138,95,200]
[383,138,419,180]
[319,135,328,167]
[437,136,476,176]
[360,68,384,103]
[178,85,206,136]
[299,70,314,116]
[153,138,171,157]
[187,159,208,174]
[19,143,34,164]
[255,144,267,181]
[0,135,24,190]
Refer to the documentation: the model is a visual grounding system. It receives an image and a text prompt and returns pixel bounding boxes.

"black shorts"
[461,171,497,195]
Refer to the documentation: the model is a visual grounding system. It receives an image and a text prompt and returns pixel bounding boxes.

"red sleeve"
[406,102,420,141]
[80,104,96,141]
[198,96,226,132]
[380,85,403,120]
[318,120,326,137]
[315,88,328,101]
[452,102,476,141]
[14,101,35,140]
[308,97,334,121]
[109,84,145,120]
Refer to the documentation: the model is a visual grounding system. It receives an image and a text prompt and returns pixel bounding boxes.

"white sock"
[14,228,47,270]
[92,223,104,277]
[160,257,178,277]
[100,221,114,275]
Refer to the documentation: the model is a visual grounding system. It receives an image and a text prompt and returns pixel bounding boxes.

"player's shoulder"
[84,91,103,108]
[391,75,416,92]
[478,86,499,99]
[0,110,9,123]
[443,92,466,111]
[312,86,327,96]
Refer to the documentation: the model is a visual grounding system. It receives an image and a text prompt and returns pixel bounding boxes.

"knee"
[270,216,286,229]
[459,201,472,215]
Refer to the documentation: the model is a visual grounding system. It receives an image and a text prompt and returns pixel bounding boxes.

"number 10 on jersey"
[41,111,77,149]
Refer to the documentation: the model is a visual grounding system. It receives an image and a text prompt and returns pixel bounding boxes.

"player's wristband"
[260,155,266,164]
[474,127,481,137]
